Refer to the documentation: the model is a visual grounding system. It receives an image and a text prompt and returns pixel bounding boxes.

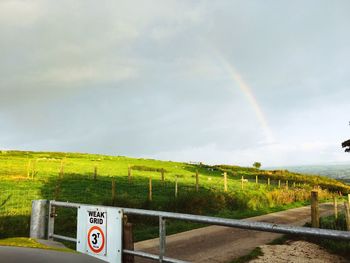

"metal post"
[30,200,48,239]
[47,201,56,240]
[159,216,166,262]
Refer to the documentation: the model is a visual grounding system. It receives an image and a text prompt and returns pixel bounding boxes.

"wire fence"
[0,159,331,239]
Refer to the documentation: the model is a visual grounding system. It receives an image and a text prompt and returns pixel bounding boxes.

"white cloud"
[0,0,44,27]
[0,1,350,167]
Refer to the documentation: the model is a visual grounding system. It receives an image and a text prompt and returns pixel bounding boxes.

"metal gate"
[30,200,350,263]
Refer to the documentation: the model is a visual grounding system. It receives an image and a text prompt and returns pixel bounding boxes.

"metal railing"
[47,200,350,263]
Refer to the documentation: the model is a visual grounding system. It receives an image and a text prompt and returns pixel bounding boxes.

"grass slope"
[0,150,349,244]
[0,237,73,252]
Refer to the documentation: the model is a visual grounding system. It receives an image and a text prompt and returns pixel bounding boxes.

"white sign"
[87,210,106,255]
[77,205,122,263]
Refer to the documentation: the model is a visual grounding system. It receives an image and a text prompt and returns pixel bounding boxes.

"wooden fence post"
[59,159,64,179]
[311,190,320,228]
[293,182,296,188]
[175,176,178,198]
[94,166,97,180]
[31,159,37,180]
[27,160,31,179]
[344,202,350,231]
[123,216,134,263]
[195,170,199,192]
[128,165,132,183]
[333,196,338,220]
[111,179,116,205]
[161,169,165,182]
[224,172,227,192]
[255,175,258,184]
[148,176,152,201]
[267,178,270,188]
[278,180,281,188]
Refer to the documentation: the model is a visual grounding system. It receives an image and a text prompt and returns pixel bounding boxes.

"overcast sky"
[1,0,350,167]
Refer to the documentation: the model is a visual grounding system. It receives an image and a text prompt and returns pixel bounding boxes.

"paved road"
[0,246,105,263]
[135,203,336,263]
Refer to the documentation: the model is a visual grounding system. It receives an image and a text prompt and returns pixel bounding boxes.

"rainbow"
[218,57,275,143]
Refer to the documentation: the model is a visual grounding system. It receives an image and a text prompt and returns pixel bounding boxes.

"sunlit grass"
[0,150,349,241]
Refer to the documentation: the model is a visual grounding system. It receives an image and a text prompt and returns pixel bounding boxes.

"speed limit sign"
[77,205,122,262]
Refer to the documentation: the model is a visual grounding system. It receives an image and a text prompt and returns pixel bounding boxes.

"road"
[0,246,105,263]
[135,203,336,263]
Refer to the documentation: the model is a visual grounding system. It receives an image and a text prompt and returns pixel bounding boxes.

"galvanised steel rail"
[49,200,350,263]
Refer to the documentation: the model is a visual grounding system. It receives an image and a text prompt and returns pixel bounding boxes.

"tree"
[342,122,350,152]
[253,162,261,169]
[342,139,350,152]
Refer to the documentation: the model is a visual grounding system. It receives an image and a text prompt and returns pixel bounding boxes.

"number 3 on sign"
[88,226,105,254]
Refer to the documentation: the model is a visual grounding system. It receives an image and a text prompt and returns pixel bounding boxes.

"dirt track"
[135,203,336,263]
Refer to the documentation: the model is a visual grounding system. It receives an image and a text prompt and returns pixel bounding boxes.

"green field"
[0,150,349,244]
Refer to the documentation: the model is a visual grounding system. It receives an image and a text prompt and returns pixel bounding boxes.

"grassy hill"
[0,150,349,243]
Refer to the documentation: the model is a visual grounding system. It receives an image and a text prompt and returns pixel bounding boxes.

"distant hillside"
[270,164,350,183]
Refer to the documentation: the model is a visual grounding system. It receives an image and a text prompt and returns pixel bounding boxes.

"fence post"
[30,200,48,239]
[159,216,166,262]
[255,175,258,184]
[224,172,227,192]
[311,190,320,228]
[286,180,289,190]
[59,159,64,179]
[94,166,97,180]
[149,176,152,201]
[348,194,350,206]
[293,182,296,188]
[267,178,270,188]
[123,216,134,263]
[175,176,178,198]
[334,196,338,220]
[344,202,350,231]
[27,160,31,179]
[195,170,199,192]
[32,159,37,180]
[112,179,116,205]
[128,165,132,183]
[161,169,165,182]
[48,202,55,240]
[278,180,281,188]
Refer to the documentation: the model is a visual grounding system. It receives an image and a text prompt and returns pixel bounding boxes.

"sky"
[1,0,350,167]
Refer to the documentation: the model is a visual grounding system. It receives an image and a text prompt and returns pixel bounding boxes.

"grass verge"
[0,237,74,253]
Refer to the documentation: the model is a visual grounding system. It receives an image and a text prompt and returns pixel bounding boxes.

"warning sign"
[77,205,122,262]
[87,210,107,255]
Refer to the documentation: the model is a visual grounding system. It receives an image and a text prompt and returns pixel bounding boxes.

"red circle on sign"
[87,226,105,254]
